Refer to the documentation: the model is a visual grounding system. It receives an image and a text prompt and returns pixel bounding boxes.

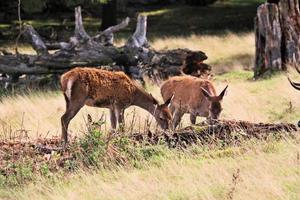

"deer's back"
[161,76,216,112]
[61,67,137,105]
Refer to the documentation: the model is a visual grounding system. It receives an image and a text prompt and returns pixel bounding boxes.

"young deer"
[161,76,227,129]
[60,67,173,143]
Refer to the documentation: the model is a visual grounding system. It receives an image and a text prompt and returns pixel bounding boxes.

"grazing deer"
[161,76,228,129]
[60,67,173,143]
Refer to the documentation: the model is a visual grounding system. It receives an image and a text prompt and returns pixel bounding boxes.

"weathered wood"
[278,0,300,65]
[23,24,48,55]
[93,17,130,46]
[254,0,300,78]
[254,3,282,77]
[74,6,90,42]
[126,15,148,48]
[0,6,210,88]
[145,49,209,82]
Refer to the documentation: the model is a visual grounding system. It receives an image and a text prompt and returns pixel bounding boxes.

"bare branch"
[93,17,130,45]
[74,6,90,42]
[23,24,48,55]
[126,15,148,48]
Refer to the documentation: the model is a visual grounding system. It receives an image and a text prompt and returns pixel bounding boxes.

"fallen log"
[0,119,297,176]
[0,6,210,88]
[131,119,298,147]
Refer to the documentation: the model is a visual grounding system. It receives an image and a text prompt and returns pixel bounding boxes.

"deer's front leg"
[110,108,117,129]
[172,108,183,130]
[114,106,125,131]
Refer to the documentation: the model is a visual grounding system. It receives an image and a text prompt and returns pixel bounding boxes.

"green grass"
[214,70,253,81]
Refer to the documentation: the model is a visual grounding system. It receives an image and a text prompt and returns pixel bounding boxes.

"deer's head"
[201,85,228,120]
[152,95,174,129]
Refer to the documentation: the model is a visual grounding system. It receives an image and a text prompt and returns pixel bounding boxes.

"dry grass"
[151,32,254,72]
[1,32,300,199]
[5,136,300,200]
[0,69,299,139]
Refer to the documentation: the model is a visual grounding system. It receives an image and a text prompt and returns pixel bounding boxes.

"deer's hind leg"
[61,81,86,144]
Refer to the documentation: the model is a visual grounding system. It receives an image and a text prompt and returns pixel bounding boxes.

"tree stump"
[254,0,300,78]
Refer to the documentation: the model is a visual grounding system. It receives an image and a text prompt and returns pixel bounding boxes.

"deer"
[160,75,228,129]
[60,67,173,143]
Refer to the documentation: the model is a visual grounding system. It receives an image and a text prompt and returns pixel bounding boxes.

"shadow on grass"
[1,0,264,45]
[141,0,264,39]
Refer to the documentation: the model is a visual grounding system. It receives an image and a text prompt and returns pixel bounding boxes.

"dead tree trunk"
[254,0,300,78]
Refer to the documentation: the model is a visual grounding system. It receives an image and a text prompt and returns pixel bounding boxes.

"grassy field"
[1,0,300,199]
[2,136,299,200]
[0,47,300,199]
[1,65,300,140]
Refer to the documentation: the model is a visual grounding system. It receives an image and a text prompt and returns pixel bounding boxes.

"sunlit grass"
[150,32,254,73]
[140,8,171,16]
[214,71,253,82]
[3,136,300,200]
[0,69,299,139]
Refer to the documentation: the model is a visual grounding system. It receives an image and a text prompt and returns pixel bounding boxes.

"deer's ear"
[201,87,212,100]
[164,94,174,107]
[218,85,228,100]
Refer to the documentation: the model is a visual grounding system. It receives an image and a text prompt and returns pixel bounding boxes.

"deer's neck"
[132,87,156,115]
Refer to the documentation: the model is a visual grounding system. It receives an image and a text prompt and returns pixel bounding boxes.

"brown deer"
[60,67,173,143]
[161,76,228,129]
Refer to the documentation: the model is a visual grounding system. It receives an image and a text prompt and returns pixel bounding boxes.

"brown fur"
[60,67,173,143]
[61,68,136,108]
[161,75,227,129]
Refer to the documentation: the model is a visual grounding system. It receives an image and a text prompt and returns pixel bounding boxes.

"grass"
[1,69,299,139]
[148,32,254,72]
[2,136,300,200]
